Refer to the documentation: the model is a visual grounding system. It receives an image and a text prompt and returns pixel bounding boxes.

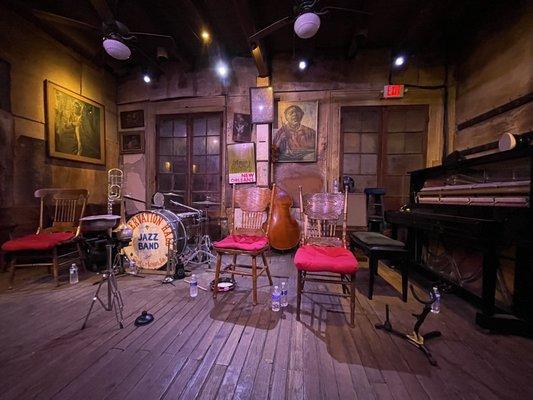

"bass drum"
[125,210,189,270]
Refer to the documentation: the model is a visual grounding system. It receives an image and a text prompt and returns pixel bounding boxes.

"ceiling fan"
[249,0,371,44]
[31,0,176,65]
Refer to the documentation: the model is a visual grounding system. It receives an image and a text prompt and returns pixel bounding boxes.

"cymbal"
[192,200,221,206]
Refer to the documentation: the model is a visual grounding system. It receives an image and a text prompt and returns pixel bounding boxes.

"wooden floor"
[1,253,532,400]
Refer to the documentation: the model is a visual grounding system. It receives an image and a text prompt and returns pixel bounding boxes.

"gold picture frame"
[45,80,106,165]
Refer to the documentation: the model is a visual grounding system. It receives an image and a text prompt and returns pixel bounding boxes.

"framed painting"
[119,131,145,154]
[120,109,145,129]
[45,81,105,165]
[250,86,274,124]
[274,100,318,162]
[227,142,256,184]
[232,113,252,142]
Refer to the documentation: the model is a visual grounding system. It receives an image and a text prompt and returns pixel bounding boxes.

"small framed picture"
[233,113,252,142]
[120,109,144,129]
[119,131,144,154]
[227,142,256,184]
[250,86,274,124]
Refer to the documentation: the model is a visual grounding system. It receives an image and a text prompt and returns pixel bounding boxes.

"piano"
[386,145,533,334]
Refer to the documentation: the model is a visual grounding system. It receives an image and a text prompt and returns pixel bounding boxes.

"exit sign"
[383,84,405,98]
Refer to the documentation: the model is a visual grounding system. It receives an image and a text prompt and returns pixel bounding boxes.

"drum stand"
[183,211,216,266]
[82,244,124,330]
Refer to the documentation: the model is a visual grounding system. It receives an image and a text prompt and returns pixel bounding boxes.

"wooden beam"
[232,0,270,77]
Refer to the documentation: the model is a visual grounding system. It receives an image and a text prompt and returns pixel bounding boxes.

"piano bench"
[349,231,408,302]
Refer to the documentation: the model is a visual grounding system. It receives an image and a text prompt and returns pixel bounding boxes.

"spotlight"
[216,61,229,78]
[201,30,210,42]
[298,60,307,70]
[143,74,151,83]
[393,55,406,67]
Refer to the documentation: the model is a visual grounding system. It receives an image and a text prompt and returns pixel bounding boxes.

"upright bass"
[267,186,300,250]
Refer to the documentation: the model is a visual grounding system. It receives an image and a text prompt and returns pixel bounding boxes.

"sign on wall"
[227,142,256,184]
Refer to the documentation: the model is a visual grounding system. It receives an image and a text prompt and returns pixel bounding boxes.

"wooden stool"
[349,231,408,302]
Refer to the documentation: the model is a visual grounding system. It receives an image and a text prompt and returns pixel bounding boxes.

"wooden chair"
[294,187,359,326]
[212,184,275,305]
[2,189,88,288]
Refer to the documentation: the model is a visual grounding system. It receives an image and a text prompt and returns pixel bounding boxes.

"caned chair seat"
[2,232,75,252]
[294,244,358,274]
[213,234,269,252]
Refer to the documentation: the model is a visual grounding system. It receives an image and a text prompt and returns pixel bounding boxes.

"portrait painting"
[45,81,105,164]
[274,101,318,162]
[232,113,252,142]
[250,86,274,124]
[120,109,145,129]
[120,131,145,154]
[227,142,256,184]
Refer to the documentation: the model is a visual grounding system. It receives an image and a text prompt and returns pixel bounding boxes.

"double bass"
[267,187,300,250]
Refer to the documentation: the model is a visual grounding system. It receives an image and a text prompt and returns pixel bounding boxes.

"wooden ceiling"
[6,0,527,77]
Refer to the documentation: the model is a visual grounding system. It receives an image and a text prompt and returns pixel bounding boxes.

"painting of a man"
[274,102,317,162]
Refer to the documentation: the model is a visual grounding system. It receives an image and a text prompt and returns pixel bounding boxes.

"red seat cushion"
[1,232,75,252]
[213,234,269,252]
[294,244,358,274]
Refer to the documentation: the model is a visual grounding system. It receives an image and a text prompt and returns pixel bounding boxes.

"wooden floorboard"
[0,253,532,400]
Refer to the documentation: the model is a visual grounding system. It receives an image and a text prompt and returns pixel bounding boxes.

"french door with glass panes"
[156,113,222,205]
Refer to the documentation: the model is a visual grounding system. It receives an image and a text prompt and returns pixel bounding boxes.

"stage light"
[393,55,406,67]
[216,61,229,78]
[201,30,210,43]
[298,60,307,70]
[143,74,151,83]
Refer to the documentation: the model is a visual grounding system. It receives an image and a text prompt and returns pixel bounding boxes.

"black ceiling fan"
[31,0,176,67]
[249,0,372,44]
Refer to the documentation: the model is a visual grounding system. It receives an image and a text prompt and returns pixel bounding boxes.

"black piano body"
[386,146,532,334]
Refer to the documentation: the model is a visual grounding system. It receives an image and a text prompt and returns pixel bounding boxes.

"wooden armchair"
[2,189,88,288]
[212,184,275,305]
[294,187,359,326]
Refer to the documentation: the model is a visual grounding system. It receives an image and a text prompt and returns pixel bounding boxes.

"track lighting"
[216,61,229,78]
[393,55,406,67]
[298,60,308,70]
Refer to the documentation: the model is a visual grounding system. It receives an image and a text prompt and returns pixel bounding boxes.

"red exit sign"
[383,84,405,98]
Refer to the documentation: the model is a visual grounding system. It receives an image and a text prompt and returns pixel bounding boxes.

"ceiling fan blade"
[249,16,294,43]
[317,7,372,16]
[89,0,116,25]
[32,9,100,31]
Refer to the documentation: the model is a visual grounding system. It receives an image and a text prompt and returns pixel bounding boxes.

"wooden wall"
[453,9,532,151]
[118,51,445,210]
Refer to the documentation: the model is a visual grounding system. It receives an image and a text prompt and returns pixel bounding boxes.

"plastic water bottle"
[280,282,288,307]
[431,286,441,314]
[333,179,339,193]
[69,263,79,284]
[272,286,281,311]
[190,274,198,298]
[129,260,138,275]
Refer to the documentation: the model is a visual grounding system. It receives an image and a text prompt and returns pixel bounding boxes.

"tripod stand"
[182,210,216,267]
[375,285,442,366]
[82,243,124,329]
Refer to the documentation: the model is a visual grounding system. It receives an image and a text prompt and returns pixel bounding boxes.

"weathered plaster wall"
[118,51,445,208]
[0,5,118,220]
[453,9,533,151]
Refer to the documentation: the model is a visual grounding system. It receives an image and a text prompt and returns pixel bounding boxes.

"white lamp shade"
[103,38,131,60]
[294,12,321,39]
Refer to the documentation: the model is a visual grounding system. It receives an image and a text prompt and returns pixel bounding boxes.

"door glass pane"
[173,138,187,155]
[159,138,173,155]
[206,155,220,172]
[159,157,173,173]
[173,157,187,172]
[173,174,187,191]
[173,119,187,137]
[193,137,206,155]
[193,175,206,191]
[159,120,173,137]
[205,175,220,191]
[193,156,206,174]
[193,118,206,136]
[207,115,220,135]
[206,136,220,155]
[158,174,172,191]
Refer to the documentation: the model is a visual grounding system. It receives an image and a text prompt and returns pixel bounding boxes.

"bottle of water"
[129,260,138,275]
[190,274,198,298]
[272,285,281,311]
[280,282,288,307]
[69,263,79,284]
[431,286,441,314]
[333,179,339,193]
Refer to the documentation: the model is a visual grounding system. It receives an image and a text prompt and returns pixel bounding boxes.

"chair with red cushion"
[294,187,358,326]
[2,189,88,288]
[212,184,275,305]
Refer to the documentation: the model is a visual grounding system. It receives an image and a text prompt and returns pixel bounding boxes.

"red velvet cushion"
[1,232,75,252]
[294,244,358,274]
[213,234,269,251]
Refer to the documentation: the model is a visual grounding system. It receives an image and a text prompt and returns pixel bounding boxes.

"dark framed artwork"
[233,113,252,142]
[227,142,256,184]
[273,100,318,162]
[119,131,145,154]
[45,80,105,165]
[250,86,274,124]
[120,109,145,129]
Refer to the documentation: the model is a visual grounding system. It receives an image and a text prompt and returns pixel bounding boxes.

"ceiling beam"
[231,0,270,77]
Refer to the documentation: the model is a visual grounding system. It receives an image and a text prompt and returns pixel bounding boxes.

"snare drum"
[125,210,198,269]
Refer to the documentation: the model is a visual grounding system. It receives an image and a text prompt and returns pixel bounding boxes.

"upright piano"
[386,146,532,334]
